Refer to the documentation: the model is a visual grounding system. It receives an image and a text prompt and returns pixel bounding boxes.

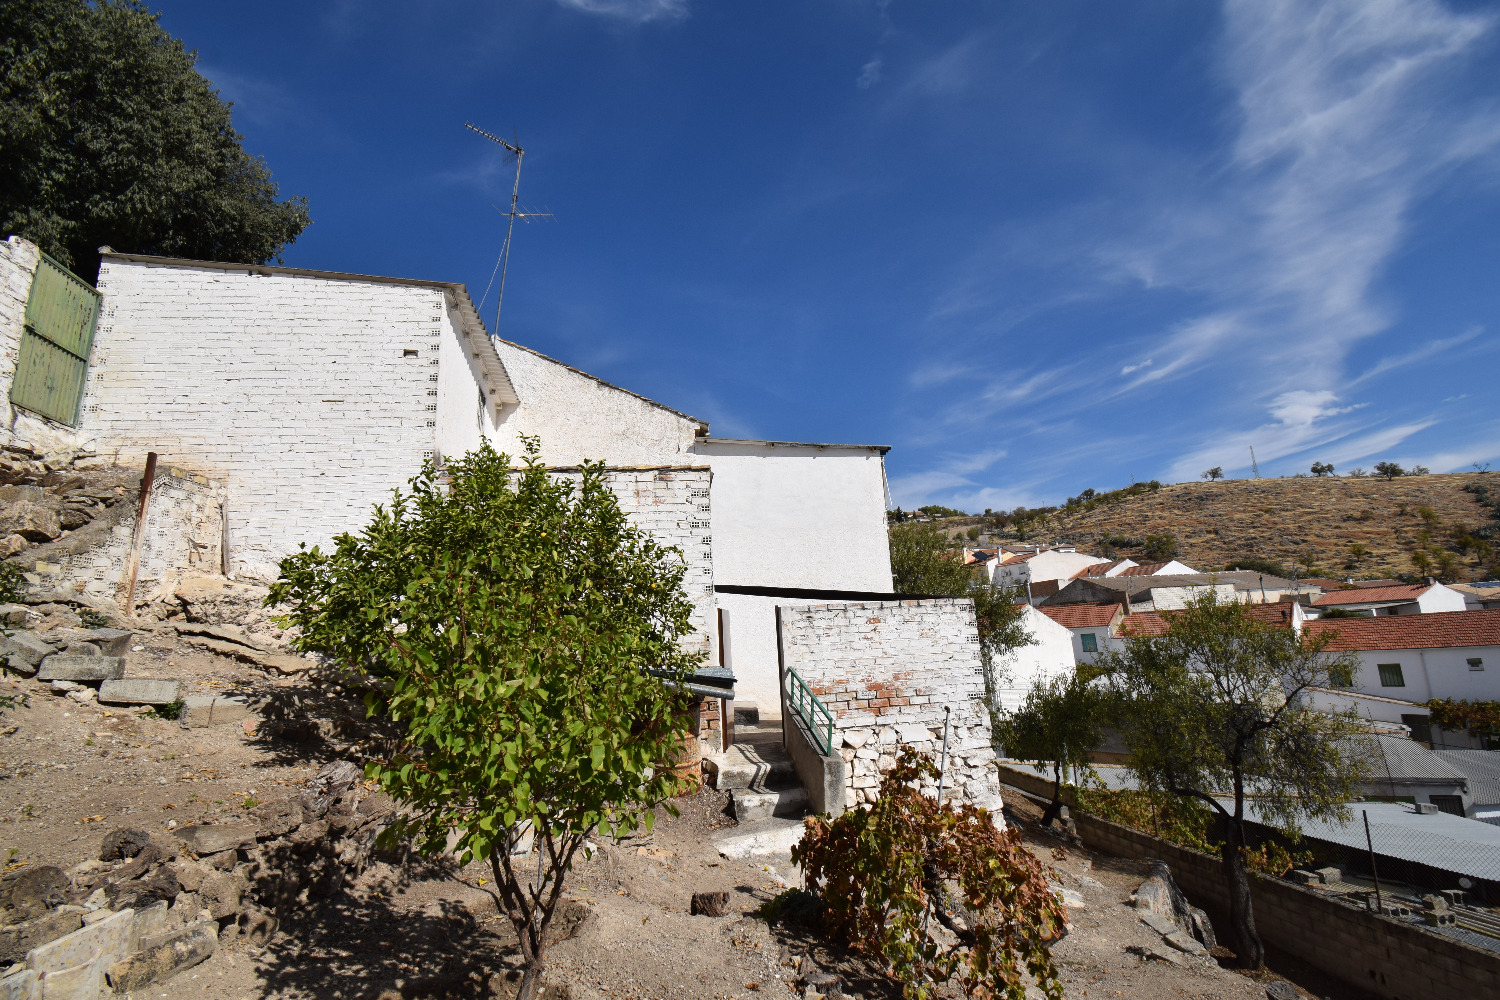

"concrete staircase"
[706,716,809,824]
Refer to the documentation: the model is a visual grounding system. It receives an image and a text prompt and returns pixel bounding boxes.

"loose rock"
[100,828,153,862]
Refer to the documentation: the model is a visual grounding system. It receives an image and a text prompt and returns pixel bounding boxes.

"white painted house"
[0,239,904,744]
[696,437,893,717]
[1310,582,1468,617]
[1037,601,1124,665]
[988,604,1079,715]
[988,547,1110,591]
[1303,610,1500,718]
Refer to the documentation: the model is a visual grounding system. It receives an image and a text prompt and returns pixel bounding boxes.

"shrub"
[793,749,1065,1000]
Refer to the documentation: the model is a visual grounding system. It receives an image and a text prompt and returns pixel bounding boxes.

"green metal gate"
[10,253,99,426]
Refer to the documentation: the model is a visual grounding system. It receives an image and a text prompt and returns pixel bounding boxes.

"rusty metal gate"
[10,253,99,426]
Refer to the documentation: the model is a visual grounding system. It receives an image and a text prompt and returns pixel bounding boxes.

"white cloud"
[555,0,687,23]
[1120,359,1153,376]
[857,56,883,90]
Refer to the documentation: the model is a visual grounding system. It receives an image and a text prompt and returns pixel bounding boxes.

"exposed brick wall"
[778,599,1001,813]
[1072,812,1500,998]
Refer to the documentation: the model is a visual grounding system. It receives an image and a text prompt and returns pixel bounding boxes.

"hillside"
[1030,473,1497,582]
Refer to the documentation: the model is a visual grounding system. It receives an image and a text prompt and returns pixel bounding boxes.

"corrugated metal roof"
[1246,800,1500,881]
[1359,734,1469,783]
[1435,749,1500,808]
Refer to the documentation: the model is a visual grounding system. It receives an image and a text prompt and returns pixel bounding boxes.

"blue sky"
[166,0,1500,512]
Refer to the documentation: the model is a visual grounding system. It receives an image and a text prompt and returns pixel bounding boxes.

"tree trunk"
[516,963,545,1000]
[1220,830,1264,969]
[1039,763,1064,826]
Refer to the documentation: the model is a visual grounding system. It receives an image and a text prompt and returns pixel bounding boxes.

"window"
[1469,658,1485,672]
[1429,795,1465,817]
[1378,663,1405,687]
[1080,633,1098,653]
[1401,714,1432,745]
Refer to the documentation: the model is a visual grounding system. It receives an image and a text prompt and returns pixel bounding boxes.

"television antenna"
[1249,445,1261,478]
[465,122,552,336]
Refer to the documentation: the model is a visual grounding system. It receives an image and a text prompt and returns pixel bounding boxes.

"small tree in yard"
[995,671,1108,826]
[793,749,1066,1000]
[270,440,699,1000]
[1097,592,1368,969]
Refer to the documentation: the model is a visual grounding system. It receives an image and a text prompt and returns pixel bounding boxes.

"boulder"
[105,920,216,992]
[106,870,179,911]
[0,604,32,626]
[97,679,180,706]
[249,797,304,839]
[99,828,153,863]
[197,872,245,921]
[171,824,256,857]
[82,628,132,657]
[0,866,70,924]
[2,507,61,543]
[166,861,209,894]
[0,632,55,675]
[0,909,82,964]
[36,655,124,683]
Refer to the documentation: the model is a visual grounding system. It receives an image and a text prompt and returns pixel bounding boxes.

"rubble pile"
[0,761,395,996]
[0,447,138,565]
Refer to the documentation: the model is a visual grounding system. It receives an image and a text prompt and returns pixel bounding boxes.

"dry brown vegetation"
[1034,473,1496,582]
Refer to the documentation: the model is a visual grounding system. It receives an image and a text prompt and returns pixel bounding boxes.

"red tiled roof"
[1074,560,1126,578]
[1117,562,1170,577]
[1039,602,1123,629]
[1117,602,1301,638]
[1305,609,1500,651]
[1312,584,1429,607]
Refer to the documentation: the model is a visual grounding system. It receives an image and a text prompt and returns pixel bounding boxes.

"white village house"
[1,237,1010,817]
[1310,581,1467,617]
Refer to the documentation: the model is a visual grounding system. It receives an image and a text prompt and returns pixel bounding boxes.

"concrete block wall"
[1073,812,1500,999]
[83,259,440,581]
[778,598,1002,813]
[28,468,224,601]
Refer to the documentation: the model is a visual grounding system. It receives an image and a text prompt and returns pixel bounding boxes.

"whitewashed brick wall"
[83,259,440,580]
[0,236,93,458]
[778,599,1003,815]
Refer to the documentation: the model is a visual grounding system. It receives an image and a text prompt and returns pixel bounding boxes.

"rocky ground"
[2,602,1372,1000]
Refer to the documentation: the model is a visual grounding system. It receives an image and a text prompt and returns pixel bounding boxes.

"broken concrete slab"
[0,967,37,1000]
[34,958,95,1000]
[1163,930,1207,956]
[36,655,124,683]
[0,632,55,675]
[713,819,804,858]
[1138,911,1179,938]
[97,679,180,706]
[25,907,133,974]
[171,622,267,651]
[178,695,252,728]
[0,910,82,964]
[0,603,32,626]
[81,629,131,657]
[171,824,256,857]
[261,652,315,675]
[105,921,216,993]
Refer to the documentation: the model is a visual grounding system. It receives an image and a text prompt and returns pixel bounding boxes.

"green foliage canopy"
[1098,592,1368,968]
[269,440,699,997]
[889,522,972,596]
[1,0,310,279]
[994,671,1107,822]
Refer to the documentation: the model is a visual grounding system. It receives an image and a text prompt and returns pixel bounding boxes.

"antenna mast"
[465,122,552,336]
[1249,446,1261,478]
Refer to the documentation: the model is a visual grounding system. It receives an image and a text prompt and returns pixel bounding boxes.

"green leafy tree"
[890,522,972,595]
[269,440,699,1000]
[793,749,1066,1000]
[2,0,310,280]
[1097,593,1367,969]
[1310,461,1334,476]
[994,671,1107,825]
[1202,467,1224,481]
[1142,532,1178,560]
[1373,461,1405,480]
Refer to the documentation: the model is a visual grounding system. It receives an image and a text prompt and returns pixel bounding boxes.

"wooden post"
[775,605,788,748]
[121,452,157,619]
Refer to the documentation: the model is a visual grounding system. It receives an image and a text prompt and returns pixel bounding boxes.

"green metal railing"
[784,666,836,756]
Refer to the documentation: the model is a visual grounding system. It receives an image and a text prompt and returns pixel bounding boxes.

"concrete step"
[731,786,808,823]
[732,701,760,725]
[706,741,797,792]
[712,818,806,859]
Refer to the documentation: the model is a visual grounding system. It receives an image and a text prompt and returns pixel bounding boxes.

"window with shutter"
[1377,662,1405,687]
[10,254,99,426]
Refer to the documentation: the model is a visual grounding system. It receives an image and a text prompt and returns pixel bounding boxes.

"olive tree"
[269,440,700,1000]
[994,671,1107,825]
[1097,593,1368,969]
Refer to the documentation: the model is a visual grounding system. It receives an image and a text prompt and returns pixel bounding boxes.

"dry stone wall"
[777,598,1002,813]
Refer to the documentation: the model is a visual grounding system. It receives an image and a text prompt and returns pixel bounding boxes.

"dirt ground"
[2,619,1371,1000]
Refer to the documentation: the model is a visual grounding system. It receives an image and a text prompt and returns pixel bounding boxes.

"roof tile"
[1305,609,1500,651]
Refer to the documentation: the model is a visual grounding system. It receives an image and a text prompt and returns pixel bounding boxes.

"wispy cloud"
[857,56,883,90]
[1120,359,1153,376]
[555,0,687,23]
[1347,325,1485,387]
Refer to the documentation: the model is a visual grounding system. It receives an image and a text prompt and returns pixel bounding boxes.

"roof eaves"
[695,436,891,455]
